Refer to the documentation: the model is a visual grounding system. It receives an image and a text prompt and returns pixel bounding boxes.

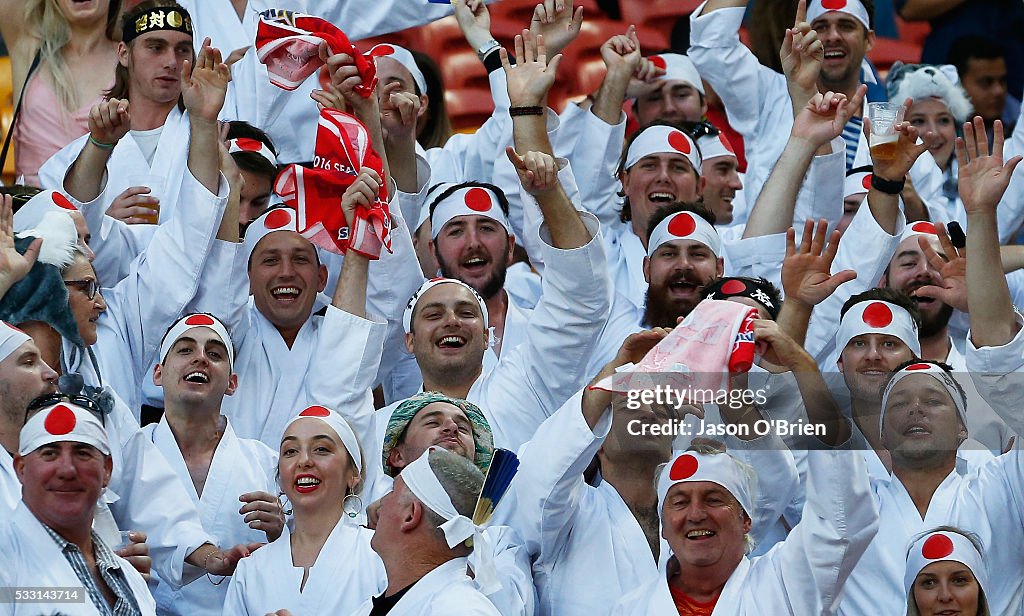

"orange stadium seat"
[416,16,471,59]
[895,16,930,47]
[620,0,703,31]
[446,87,495,131]
[869,37,923,72]
[440,49,491,91]
[0,56,15,184]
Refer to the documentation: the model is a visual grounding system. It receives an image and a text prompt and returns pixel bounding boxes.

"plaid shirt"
[41,524,142,616]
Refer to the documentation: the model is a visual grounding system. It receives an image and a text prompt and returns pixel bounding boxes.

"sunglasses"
[64,279,99,301]
[25,393,106,427]
[688,120,719,140]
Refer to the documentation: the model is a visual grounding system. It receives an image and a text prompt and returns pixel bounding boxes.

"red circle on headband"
[464,187,493,212]
[669,454,699,481]
[821,0,847,9]
[922,534,955,560]
[719,133,735,153]
[906,363,932,371]
[667,213,696,237]
[911,222,936,234]
[861,302,893,327]
[861,174,873,190]
[721,279,747,294]
[44,405,77,435]
[299,406,332,417]
[372,44,396,57]
[234,138,264,152]
[52,193,77,210]
[668,131,692,154]
[184,314,216,327]
[264,209,293,229]
[649,55,667,70]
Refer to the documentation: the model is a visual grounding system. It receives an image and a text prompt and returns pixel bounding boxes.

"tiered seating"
[0,56,15,184]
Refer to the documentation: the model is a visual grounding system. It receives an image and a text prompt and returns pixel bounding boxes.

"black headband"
[123,6,193,44]
[704,277,780,319]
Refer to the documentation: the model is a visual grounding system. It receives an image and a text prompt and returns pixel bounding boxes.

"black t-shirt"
[368,584,413,616]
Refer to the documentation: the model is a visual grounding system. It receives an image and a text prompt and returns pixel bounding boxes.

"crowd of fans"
[0,0,1022,615]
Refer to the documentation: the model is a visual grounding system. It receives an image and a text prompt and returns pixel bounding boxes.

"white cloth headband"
[12,190,79,233]
[159,313,235,369]
[807,0,871,31]
[369,43,428,95]
[658,451,755,519]
[285,405,363,471]
[881,362,967,437]
[625,125,702,172]
[836,300,921,358]
[430,186,511,240]
[844,168,872,198]
[696,132,736,162]
[647,53,704,95]
[20,403,109,457]
[900,220,939,244]
[0,321,31,363]
[647,211,721,257]
[228,138,278,167]
[401,451,500,594]
[904,530,987,598]
[403,277,490,333]
[243,206,299,262]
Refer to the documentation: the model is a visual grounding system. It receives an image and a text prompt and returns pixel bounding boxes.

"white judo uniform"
[347,557,500,616]
[613,447,879,616]
[0,502,157,616]
[223,520,385,616]
[140,418,278,616]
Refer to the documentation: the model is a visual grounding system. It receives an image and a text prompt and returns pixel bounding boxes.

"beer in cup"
[867,102,905,161]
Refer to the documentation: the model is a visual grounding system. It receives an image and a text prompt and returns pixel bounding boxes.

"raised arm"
[333,169,381,319]
[0,195,40,302]
[863,99,932,235]
[63,99,130,203]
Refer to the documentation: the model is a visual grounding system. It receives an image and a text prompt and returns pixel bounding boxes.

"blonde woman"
[0,0,121,185]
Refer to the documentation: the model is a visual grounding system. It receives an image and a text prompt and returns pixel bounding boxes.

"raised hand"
[753,318,815,371]
[321,45,378,119]
[342,168,384,227]
[106,186,160,225]
[452,0,494,51]
[914,222,968,312]
[114,531,152,582]
[866,98,932,182]
[601,25,643,77]
[958,117,1023,215]
[781,219,856,306]
[506,147,560,196]
[88,99,130,147]
[501,30,562,107]
[0,194,41,297]
[531,0,584,57]
[239,491,286,542]
[791,86,866,148]
[379,81,421,143]
[182,38,230,122]
[781,0,821,110]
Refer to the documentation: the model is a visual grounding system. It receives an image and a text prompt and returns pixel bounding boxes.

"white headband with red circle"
[20,403,109,457]
[625,125,702,172]
[12,190,79,233]
[904,530,987,598]
[696,132,736,163]
[807,0,871,31]
[243,206,299,262]
[647,211,721,257]
[369,43,427,95]
[159,313,234,369]
[880,361,967,437]
[657,450,755,519]
[900,220,939,244]
[430,186,511,240]
[228,138,278,167]
[647,53,704,95]
[0,321,31,364]
[402,277,490,333]
[284,405,362,471]
[844,168,873,199]
[836,300,921,357]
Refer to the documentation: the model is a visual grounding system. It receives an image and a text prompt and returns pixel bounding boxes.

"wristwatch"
[476,38,501,61]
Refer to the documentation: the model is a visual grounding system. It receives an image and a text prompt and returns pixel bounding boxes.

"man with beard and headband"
[880,221,1016,452]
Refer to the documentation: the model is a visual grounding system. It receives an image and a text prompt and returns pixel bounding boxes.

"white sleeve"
[966,311,1024,435]
[185,240,249,332]
[559,105,628,228]
[480,212,610,449]
[792,137,845,230]
[750,448,879,615]
[221,558,254,616]
[499,389,612,562]
[310,0,502,40]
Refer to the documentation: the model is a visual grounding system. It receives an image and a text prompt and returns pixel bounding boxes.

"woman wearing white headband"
[906,526,990,616]
[223,405,385,615]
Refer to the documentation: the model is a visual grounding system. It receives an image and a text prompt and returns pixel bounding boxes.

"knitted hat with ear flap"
[886,62,974,124]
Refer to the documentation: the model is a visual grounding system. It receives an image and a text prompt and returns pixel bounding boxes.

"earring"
[343,493,363,519]
[278,493,292,517]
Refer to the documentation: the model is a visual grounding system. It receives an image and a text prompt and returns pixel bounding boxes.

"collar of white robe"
[400,451,500,595]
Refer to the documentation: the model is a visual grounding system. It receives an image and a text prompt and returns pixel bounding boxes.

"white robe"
[0,502,157,616]
[966,311,1024,436]
[141,418,278,616]
[612,448,879,616]
[222,520,386,616]
[347,557,500,616]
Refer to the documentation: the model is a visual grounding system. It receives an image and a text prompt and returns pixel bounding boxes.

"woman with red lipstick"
[223,405,386,615]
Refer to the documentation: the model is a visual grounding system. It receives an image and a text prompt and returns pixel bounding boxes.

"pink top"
[13,68,107,186]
